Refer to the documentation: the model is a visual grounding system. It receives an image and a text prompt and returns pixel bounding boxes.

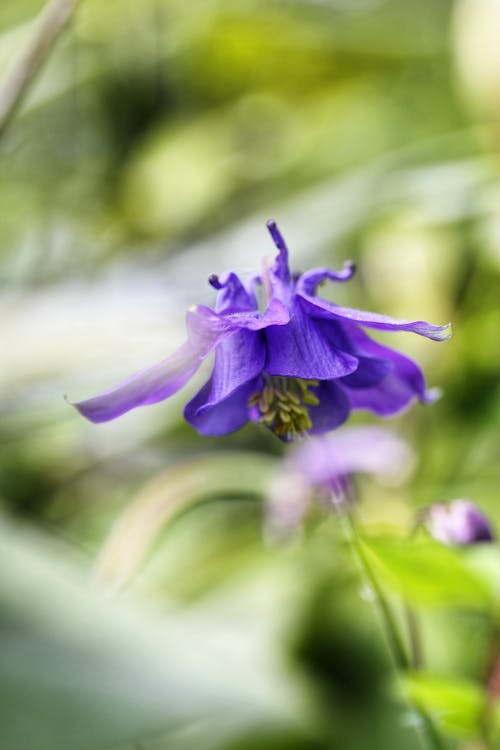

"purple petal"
[297,262,356,296]
[73,342,202,423]
[265,299,359,380]
[291,426,415,489]
[427,500,494,546]
[299,293,451,342]
[338,356,392,388]
[73,307,239,423]
[336,326,435,415]
[184,378,260,436]
[209,272,258,312]
[194,328,265,408]
[307,380,351,433]
[267,220,290,284]
[214,296,290,330]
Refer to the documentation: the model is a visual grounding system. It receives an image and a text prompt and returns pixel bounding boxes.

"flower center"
[248,376,319,439]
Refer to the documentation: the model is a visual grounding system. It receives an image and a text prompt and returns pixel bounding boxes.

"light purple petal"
[184,378,260,436]
[265,299,359,380]
[73,307,240,423]
[72,342,202,424]
[298,293,452,342]
[265,472,312,541]
[296,261,356,295]
[211,296,290,330]
[291,426,415,488]
[427,500,494,545]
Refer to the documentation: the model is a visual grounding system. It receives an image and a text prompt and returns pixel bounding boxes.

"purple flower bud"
[427,500,494,546]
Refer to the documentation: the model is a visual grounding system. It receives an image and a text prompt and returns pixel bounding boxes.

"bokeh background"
[1,1,499,749]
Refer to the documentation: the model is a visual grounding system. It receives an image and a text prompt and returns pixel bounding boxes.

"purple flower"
[73,221,450,440]
[292,426,415,499]
[266,426,414,538]
[426,500,494,546]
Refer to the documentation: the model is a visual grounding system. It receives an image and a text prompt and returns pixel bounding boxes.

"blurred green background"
[0,1,500,748]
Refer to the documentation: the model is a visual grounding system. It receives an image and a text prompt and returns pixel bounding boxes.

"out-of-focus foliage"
[1,0,500,748]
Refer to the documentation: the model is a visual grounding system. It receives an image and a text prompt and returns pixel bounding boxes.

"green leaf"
[362,537,492,608]
[462,545,500,605]
[400,672,485,739]
[0,516,299,750]
[94,451,278,591]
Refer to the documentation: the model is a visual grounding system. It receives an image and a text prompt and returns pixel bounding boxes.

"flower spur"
[73,221,451,440]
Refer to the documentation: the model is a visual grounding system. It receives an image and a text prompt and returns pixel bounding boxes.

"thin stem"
[0,0,83,139]
[405,604,423,669]
[338,507,446,750]
[338,509,409,670]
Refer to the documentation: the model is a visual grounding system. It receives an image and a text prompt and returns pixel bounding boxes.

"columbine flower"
[426,500,494,546]
[265,427,414,538]
[73,221,450,440]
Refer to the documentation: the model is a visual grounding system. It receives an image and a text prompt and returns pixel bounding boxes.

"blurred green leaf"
[0,517,299,750]
[463,545,500,605]
[362,537,492,608]
[94,451,278,591]
[400,672,485,739]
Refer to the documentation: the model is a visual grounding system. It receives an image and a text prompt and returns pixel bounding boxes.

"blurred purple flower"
[293,426,415,498]
[427,500,494,546]
[266,426,415,538]
[73,221,450,440]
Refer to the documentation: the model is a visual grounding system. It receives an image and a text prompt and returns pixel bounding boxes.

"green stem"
[338,508,446,750]
[405,604,423,670]
[0,0,83,139]
[338,509,409,670]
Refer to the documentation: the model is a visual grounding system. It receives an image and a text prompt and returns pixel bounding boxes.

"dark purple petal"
[73,306,239,423]
[184,378,260,436]
[335,325,435,415]
[298,293,452,342]
[297,261,356,296]
[339,354,431,414]
[265,299,359,380]
[267,220,290,284]
[338,356,392,388]
[427,500,494,546]
[307,380,351,433]
[209,271,258,312]
[341,375,424,416]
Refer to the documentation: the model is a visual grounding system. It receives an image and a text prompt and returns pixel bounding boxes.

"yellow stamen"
[248,376,319,440]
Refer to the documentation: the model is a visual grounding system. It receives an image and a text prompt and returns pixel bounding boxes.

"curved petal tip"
[266,219,288,254]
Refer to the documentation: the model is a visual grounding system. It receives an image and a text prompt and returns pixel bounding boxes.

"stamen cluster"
[249,376,319,439]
